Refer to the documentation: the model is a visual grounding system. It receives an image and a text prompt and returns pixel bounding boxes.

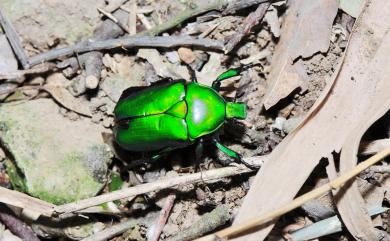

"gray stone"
[0,35,17,73]
[0,99,112,204]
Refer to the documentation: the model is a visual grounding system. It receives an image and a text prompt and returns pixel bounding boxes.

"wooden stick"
[0,6,30,69]
[127,0,137,35]
[97,7,129,33]
[81,218,142,241]
[195,145,390,241]
[28,36,223,66]
[0,64,53,80]
[224,1,271,54]
[147,194,176,241]
[54,164,256,215]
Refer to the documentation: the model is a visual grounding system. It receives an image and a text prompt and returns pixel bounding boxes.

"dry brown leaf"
[232,1,390,240]
[262,0,338,110]
[137,49,190,79]
[44,73,92,117]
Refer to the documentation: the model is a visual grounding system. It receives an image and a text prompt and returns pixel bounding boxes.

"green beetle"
[114,66,252,166]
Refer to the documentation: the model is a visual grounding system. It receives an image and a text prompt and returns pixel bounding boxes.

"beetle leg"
[184,63,197,83]
[126,147,174,168]
[212,63,263,91]
[213,139,256,169]
[195,139,204,163]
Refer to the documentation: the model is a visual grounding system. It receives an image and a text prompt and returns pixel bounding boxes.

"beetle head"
[226,102,246,120]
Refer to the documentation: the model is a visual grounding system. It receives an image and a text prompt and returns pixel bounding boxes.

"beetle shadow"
[222,119,247,144]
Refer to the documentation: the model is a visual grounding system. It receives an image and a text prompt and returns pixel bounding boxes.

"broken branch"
[54,158,262,216]
[28,36,223,66]
[0,6,30,69]
[224,1,271,54]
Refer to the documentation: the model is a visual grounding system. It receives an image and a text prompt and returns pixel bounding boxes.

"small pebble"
[196,188,207,201]
[271,117,286,131]
[67,111,80,121]
[165,51,180,64]
[282,116,304,134]
[85,75,99,89]
[102,116,113,128]
[178,47,196,64]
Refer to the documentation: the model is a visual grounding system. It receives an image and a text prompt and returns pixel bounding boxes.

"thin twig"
[223,0,272,15]
[224,1,271,54]
[53,160,261,216]
[28,0,271,68]
[147,194,176,241]
[138,0,227,37]
[195,145,390,241]
[120,5,154,15]
[166,205,230,241]
[137,13,154,30]
[0,6,30,69]
[105,0,129,13]
[28,36,223,66]
[0,64,54,80]
[0,204,40,241]
[127,0,137,35]
[81,218,142,241]
[97,7,129,33]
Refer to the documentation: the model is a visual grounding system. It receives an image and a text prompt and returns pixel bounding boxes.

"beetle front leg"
[183,63,198,83]
[212,63,263,91]
[213,139,255,168]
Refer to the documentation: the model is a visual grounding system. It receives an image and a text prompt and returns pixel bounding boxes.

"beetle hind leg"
[195,139,204,164]
[212,63,263,91]
[213,139,256,169]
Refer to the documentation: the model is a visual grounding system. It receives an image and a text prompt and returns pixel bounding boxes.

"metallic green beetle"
[114,66,251,165]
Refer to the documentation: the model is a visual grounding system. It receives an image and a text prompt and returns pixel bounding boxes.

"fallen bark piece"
[262,0,338,109]
[166,205,230,241]
[84,52,103,89]
[230,0,390,240]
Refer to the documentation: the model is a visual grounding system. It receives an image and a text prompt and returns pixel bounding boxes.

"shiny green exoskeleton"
[114,66,252,166]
